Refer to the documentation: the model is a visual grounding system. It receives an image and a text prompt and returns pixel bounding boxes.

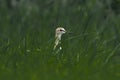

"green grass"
[0,1,120,80]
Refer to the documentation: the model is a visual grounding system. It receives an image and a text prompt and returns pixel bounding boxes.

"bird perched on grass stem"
[53,27,66,50]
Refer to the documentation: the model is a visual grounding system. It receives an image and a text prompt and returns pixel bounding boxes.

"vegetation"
[0,0,120,80]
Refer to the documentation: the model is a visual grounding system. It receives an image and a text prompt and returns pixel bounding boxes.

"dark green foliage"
[111,0,120,14]
[0,0,120,80]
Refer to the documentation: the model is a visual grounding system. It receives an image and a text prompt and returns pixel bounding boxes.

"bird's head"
[55,27,66,40]
[56,27,66,35]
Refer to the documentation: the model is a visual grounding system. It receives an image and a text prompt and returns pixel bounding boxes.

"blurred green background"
[0,0,120,80]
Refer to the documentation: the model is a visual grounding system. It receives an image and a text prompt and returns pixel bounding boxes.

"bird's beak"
[64,30,66,33]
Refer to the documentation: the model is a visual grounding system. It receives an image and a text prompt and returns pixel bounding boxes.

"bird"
[53,27,66,50]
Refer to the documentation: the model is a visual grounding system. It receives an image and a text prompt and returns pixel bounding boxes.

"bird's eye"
[60,29,63,31]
